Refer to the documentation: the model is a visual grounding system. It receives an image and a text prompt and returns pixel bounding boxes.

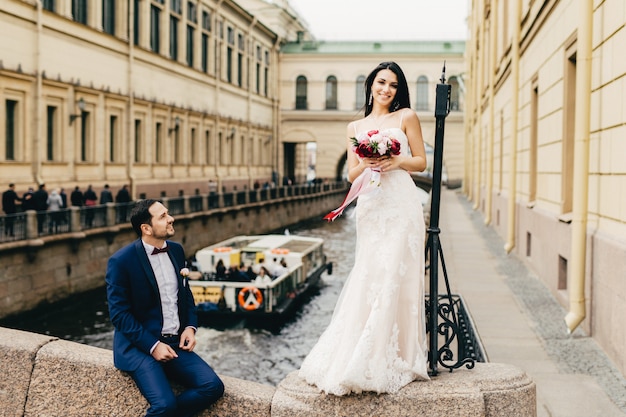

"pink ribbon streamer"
[323,168,380,221]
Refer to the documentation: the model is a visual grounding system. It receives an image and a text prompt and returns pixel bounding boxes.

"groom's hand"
[152,342,178,362]
[179,327,197,351]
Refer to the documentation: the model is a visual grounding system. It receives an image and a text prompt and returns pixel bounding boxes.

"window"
[256,46,261,94]
[133,0,140,45]
[190,127,197,164]
[237,34,244,87]
[325,76,337,110]
[186,25,194,67]
[72,0,88,24]
[227,27,234,83]
[42,0,55,12]
[173,125,180,163]
[170,0,182,14]
[449,76,460,111]
[155,122,162,163]
[201,10,211,73]
[187,2,197,23]
[5,100,17,161]
[202,10,211,32]
[109,115,117,162]
[416,76,429,110]
[296,76,307,110]
[80,111,90,162]
[150,5,161,53]
[102,0,115,35]
[264,50,269,96]
[205,130,211,164]
[170,15,179,60]
[201,33,208,72]
[218,132,224,165]
[46,106,57,161]
[134,119,142,163]
[256,62,260,93]
[355,75,365,109]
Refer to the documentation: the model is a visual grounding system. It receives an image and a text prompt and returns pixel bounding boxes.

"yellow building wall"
[466,0,626,378]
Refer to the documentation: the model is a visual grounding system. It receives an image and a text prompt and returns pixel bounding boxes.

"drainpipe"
[504,0,521,253]
[272,36,281,184]
[472,5,484,210]
[565,0,593,333]
[485,0,498,225]
[215,1,224,192]
[34,0,43,185]
[465,0,477,198]
[127,0,135,198]
[246,17,258,189]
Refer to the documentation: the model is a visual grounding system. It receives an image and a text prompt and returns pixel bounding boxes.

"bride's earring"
[368,94,373,106]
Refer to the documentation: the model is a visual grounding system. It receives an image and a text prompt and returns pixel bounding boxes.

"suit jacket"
[106,239,197,371]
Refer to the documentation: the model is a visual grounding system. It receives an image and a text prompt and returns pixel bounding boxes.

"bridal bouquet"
[324,129,401,221]
[351,130,401,159]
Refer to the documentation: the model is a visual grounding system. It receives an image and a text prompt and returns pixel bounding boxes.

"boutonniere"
[180,268,190,287]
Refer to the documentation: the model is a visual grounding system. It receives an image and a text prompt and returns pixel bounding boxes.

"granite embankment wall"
[1,326,536,417]
[0,187,346,320]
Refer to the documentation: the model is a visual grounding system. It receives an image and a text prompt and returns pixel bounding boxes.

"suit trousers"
[129,344,224,417]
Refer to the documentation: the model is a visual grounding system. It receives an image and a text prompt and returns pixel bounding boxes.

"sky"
[288,0,469,41]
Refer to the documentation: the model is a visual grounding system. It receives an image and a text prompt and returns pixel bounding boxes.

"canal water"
[1,208,358,387]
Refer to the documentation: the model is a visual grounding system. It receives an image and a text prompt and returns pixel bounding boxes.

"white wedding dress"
[299,126,429,395]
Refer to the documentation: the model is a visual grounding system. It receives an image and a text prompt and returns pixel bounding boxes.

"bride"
[299,61,430,395]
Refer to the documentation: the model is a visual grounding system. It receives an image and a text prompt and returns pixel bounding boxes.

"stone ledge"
[274,364,536,417]
[0,328,56,417]
[1,327,536,416]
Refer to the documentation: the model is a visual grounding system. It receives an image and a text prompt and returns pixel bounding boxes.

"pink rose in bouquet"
[350,130,401,159]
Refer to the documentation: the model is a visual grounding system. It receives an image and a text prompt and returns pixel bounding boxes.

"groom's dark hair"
[130,199,159,237]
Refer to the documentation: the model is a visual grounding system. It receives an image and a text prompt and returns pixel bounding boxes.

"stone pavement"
[438,188,626,417]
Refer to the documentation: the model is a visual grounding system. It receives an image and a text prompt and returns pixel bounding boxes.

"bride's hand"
[379,155,399,172]
[367,156,391,168]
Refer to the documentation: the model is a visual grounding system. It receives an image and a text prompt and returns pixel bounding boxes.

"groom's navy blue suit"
[106,239,223,416]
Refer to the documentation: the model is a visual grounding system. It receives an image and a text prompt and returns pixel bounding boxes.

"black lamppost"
[426,63,477,376]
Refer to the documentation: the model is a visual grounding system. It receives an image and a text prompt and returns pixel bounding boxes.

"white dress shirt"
[143,241,180,337]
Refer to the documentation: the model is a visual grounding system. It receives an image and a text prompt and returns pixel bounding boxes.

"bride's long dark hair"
[363,61,411,117]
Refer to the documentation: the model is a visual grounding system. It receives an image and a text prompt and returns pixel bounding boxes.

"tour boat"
[189,234,332,328]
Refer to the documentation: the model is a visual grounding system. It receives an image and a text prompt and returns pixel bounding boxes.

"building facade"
[465,0,626,377]
[1,0,288,198]
[279,40,466,184]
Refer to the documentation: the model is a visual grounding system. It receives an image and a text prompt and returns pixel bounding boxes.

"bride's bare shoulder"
[347,118,365,134]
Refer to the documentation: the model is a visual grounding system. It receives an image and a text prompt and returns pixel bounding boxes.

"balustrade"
[0,182,346,244]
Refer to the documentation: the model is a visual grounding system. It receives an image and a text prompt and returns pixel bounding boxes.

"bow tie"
[151,246,169,255]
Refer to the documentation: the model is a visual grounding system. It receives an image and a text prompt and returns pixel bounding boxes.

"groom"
[106,199,224,416]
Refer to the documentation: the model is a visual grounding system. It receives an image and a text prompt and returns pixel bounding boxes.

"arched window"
[295,75,307,110]
[325,75,338,110]
[449,76,461,111]
[355,75,366,109]
[416,75,429,110]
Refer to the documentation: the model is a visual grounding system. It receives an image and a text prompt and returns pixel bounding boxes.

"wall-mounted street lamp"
[168,116,180,135]
[69,98,86,124]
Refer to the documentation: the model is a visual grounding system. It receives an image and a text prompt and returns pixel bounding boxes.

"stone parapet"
[273,365,536,417]
[0,327,536,417]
